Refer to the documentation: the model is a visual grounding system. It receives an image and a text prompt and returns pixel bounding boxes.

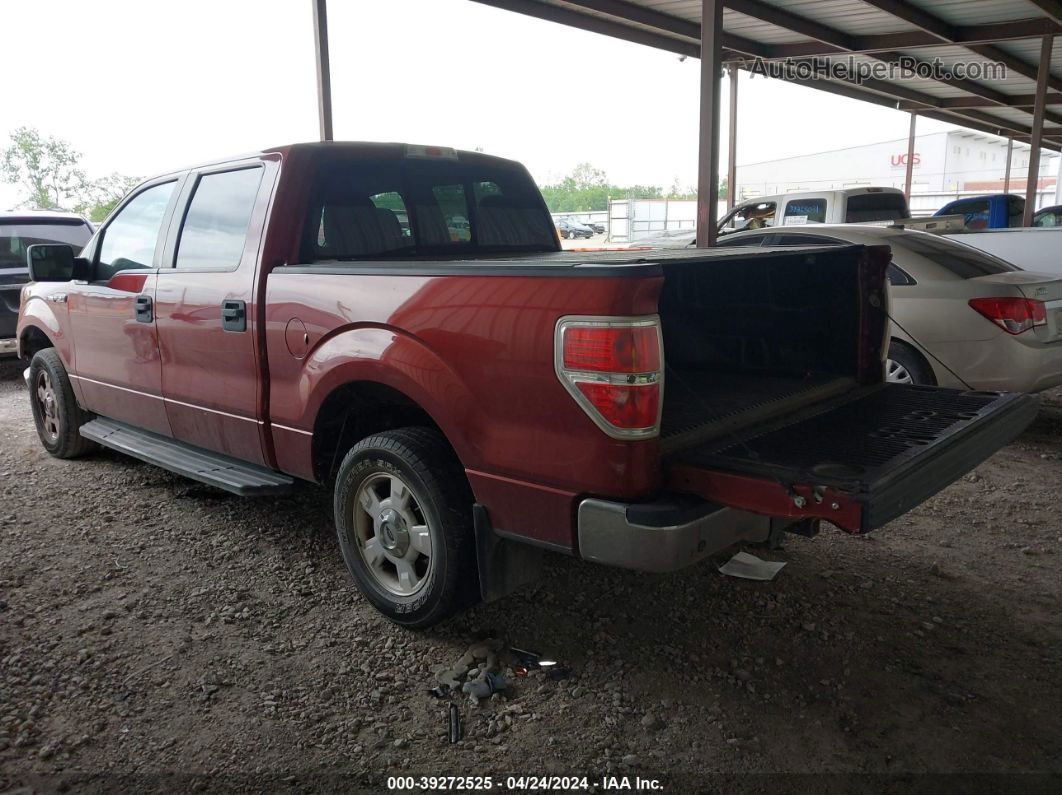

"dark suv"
[1,212,93,355]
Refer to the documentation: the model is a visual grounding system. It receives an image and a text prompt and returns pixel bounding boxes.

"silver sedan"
[704,225,1062,393]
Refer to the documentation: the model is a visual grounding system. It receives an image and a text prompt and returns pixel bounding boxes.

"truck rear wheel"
[28,348,97,459]
[333,427,477,628]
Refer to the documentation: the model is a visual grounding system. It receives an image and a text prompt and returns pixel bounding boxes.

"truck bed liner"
[669,384,1037,531]
[661,370,847,441]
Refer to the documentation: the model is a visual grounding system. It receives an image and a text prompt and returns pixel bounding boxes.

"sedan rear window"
[0,220,92,267]
[896,233,1018,278]
[303,158,556,261]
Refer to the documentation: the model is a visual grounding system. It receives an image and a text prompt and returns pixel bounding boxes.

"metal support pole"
[727,65,738,211]
[312,0,334,142]
[1004,138,1013,193]
[695,0,724,247]
[1024,35,1053,225]
[903,112,917,201]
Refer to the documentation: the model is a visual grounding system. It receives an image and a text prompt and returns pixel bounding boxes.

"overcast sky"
[2,0,960,210]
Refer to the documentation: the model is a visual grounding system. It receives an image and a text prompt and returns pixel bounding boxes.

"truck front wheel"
[28,348,97,459]
[333,427,477,628]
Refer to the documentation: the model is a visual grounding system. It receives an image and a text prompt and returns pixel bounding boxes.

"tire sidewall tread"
[333,427,475,629]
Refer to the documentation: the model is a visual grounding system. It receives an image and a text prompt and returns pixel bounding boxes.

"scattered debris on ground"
[0,360,1059,790]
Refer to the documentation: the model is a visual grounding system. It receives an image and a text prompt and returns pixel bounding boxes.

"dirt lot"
[1,356,1060,793]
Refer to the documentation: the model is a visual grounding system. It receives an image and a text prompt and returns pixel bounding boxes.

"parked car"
[1,212,93,356]
[582,220,606,234]
[718,187,909,236]
[941,227,1062,276]
[1032,204,1062,227]
[556,218,594,239]
[713,225,1062,393]
[933,194,1024,231]
[17,142,1035,628]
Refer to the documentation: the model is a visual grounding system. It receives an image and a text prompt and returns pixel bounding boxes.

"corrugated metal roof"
[472,0,1062,148]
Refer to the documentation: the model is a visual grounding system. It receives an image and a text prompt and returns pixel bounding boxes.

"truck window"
[304,158,555,260]
[782,199,826,225]
[429,184,471,242]
[1007,196,1025,227]
[174,167,262,270]
[895,233,1017,278]
[718,202,775,234]
[946,199,991,231]
[845,193,908,222]
[97,182,176,280]
[0,220,91,266]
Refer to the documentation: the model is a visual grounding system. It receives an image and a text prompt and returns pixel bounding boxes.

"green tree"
[1,126,88,210]
[75,172,142,222]
[538,163,667,213]
[718,177,728,201]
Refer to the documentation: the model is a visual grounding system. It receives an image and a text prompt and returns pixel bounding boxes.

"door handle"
[221,299,246,332]
[134,294,153,323]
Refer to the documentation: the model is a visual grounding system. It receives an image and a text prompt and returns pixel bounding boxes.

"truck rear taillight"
[555,316,664,439]
[969,297,1047,335]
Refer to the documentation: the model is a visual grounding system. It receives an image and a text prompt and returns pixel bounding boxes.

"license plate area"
[666,384,1037,532]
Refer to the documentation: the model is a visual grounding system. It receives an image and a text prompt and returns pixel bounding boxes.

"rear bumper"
[577,495,769,572]
[928,336,1062,394]
[0,338,17,357]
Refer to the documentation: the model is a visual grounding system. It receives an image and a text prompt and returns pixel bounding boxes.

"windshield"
[895,233,1018,278]
[302,157,557,261]
[845,193,908,222]
[0,221,91,267]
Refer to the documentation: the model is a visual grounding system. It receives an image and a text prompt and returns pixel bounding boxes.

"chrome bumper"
[577,496,770,573]
[0,338,17,356]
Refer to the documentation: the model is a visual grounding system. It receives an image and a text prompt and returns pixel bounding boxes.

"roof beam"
[1026,1,1062,26]
[472,0,772,58]
[770,19,1059,58]
[725,0,856,50]
[860,0,1062,94]
[726,0,1062,126]
[470,0,700,56]
[897,93,1062,110]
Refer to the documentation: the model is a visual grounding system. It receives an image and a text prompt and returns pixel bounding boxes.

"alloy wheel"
[352,472,433,596]
[886,358,914,384]
[35,370,60,443]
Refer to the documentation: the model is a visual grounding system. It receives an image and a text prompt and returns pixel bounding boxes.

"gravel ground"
[1,357,1060,793]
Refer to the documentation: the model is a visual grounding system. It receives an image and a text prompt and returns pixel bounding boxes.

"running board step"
[80,417,294,496]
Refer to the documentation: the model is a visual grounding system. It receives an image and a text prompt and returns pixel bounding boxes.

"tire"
[886,340,936,386]
[28,348,97,459]
[333,427,478,628]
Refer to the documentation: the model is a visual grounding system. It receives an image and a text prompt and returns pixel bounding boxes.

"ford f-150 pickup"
[16,142,1038,627]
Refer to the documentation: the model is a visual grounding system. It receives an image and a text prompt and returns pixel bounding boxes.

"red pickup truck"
[17,142,1036,627]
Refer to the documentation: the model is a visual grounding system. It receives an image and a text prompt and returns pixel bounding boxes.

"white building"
[736,131,1060,215]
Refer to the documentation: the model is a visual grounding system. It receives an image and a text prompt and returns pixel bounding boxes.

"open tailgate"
[667,384,1037,533]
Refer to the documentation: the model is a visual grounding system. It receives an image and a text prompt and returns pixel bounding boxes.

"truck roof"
[155,141,531,181]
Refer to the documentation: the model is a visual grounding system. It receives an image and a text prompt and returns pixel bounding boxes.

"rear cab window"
[845,193,908,222]
[1,219,92,269]
[303,153,557,261]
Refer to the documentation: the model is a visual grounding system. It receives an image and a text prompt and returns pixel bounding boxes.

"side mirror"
[27,244,88,282]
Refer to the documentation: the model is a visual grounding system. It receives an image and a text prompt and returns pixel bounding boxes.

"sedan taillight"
[968,297,1047,335]
[555,316,663,439]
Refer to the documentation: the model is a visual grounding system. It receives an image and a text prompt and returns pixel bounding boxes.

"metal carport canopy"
[465,0,1062,240]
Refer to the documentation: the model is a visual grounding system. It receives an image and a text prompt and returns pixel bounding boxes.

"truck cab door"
[153,160,274,466]
[67,178,183,436]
